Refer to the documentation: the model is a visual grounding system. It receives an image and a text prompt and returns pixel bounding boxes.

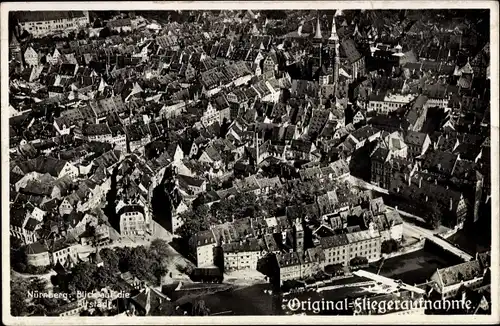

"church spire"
[255,129,260,165]
[329,12,339,42]
[314,14,322,39]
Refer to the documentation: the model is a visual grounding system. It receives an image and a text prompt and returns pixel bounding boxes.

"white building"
[346,229,382,263]
[59,161,80,180]
[200,102,230,127]
[383,131,408,159]
[51,242,79,267]
[24,46,39,67]
[368,92,416,115]
[195,230,217,267]
[159,101,187,119]
[49,48,62,65]
[430,261,484,299]
[17,11,90,38]
[222,239,264,270]
[171,200,188,234]
[117,205,149,237]
[353,110,365,125]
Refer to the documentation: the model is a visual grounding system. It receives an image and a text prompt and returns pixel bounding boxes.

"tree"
[11,236,28,273]
[150,239,171,259]
[69,262,98,292]
[151,261,169,283]
[28,278,47,294]
[381,239,399,254]
[11,279,29,316]
[177,205,210,240]
[86,223,97,245]
[221,150,235,170]
[94,265,119,290]
[427,201,442,229]
[127,246,163,285]
[325,263,344,276]
[350,256,368,267]
[256,196,283,218]
[33,297,65,316]
[114,246,133,272]
[312,270,328,282]
[192,299,210,316]
[30,303,49,316]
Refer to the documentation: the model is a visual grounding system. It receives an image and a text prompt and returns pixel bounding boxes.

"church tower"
[314,14,323,40]
[329,12,340,94]
[294,217,304,253]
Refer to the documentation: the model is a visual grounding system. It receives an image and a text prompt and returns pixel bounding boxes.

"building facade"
[17,11,90,37]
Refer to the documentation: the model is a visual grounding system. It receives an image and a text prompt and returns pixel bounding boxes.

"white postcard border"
[1,1,498,325]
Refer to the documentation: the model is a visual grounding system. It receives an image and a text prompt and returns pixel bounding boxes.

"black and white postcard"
[1,1,498,324]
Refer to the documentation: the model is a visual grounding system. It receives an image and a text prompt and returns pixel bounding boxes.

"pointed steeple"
[297,21,304,37]
[314,14,323,39]
[10,33,20,49]
[145,287,151,315]
[98,77,108,93]
[255,129,260,165]
[252,23,259,35]
[353,24,361,37]
[329,13,339,42]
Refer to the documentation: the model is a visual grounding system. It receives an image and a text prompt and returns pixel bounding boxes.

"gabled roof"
[436,260,482,287]
[404,130,428,146]
[16,11,86,23]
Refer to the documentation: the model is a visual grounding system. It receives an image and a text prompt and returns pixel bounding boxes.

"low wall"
[437,226,460,239]
[348,175,389,194]
[382,239,425,259]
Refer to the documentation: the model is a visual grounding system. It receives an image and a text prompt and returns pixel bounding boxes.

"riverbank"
[224,269,267,287]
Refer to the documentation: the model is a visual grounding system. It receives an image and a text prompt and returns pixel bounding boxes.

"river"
[200,245,461,315]
[447,207,491,256]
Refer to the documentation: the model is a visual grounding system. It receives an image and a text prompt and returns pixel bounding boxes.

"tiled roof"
[16,11,86,23]
[26,241,49,254]
[222,238,263,253]
[277,251,301,267]
[437,260,482,287]
[404,130,428,146]
[83,123,111,136]
[320,233,349,249]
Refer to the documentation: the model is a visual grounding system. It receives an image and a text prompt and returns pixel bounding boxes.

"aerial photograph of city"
[5,5,495,320]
